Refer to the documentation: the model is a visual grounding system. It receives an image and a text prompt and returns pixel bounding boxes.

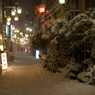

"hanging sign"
[1,53,8,70]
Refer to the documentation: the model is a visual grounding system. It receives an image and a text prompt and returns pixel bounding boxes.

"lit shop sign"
[1,53,8,70]
[36,50,40,59]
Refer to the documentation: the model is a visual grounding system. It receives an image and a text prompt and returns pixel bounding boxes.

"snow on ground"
[0,52,95,95]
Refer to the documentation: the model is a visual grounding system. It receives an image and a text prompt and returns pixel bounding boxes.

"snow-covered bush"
[32,8,95,73]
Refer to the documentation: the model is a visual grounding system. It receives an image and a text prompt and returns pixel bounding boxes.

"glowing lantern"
[29,29,32,32]
[14,15,19,21]
[7,21,10,25]
[11,9,16,16]
[26,28,29,31]
[0,34,4,51]
[39,7,45,13]
[20,32,23,35]
[25,34,28,37]
[59,0,65,4]
[17,7,22,14]
[7,16,11,22]
[16,29,19,33]
[37,5,46,14]
[12,25,15,30]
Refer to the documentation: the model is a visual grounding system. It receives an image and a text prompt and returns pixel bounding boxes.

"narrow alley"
[0,52,95,95]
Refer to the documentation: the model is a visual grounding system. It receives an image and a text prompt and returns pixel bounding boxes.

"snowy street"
[0,52,95,95]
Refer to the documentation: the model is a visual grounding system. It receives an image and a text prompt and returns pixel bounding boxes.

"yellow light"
[0,45,4,51]
[16,29,19,33]
[7,16,11,22]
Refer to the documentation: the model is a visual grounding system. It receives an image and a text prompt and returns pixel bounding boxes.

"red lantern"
[14,15,19,21]
[12,25,15,30]
[37,5,46,14]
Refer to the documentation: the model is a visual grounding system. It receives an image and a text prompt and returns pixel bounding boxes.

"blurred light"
[37,5,46,14]
[14,30,16,32]
[20,32,23,35]
[16,29,19,33]
[17,7,22,14]
[0,34,2,39]
[7,16,11,22]
[26,28,29,31]
[12,25,15,30]
[29,29,32,32]
[25,34,28,37]
[14,15,19,21]
[36,50,40,59]
[59,0,65,4]
[11,9,16,16]
[0,45,4,51]
[7,21,10,25]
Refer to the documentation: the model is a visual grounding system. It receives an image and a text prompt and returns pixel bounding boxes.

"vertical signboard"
[1,53,8,70]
